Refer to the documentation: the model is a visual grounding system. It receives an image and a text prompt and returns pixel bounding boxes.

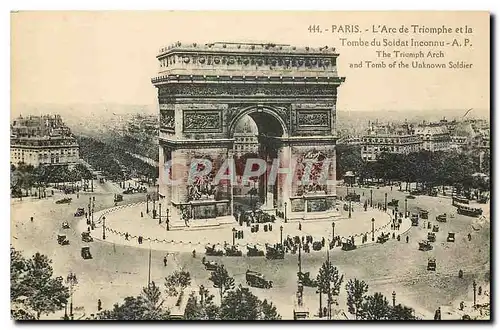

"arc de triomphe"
[151,42,345,225]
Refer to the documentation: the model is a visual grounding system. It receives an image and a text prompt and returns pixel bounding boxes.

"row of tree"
[76,135,158,181]
[336,146,489,194]
[10,163,94,196]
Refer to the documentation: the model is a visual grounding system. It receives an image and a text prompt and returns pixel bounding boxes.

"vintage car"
[123,188,135,194]
[420,210,429,220]
[377,232,390,244]
[202,258,219,271]
[427,258,437,271]
[387,199,399,207]
[55,197,72,205]
[247,245,265,257]
[341,238,356,251]
[265,244,285,260]
[57,234,69,245]
[418,240,433,251]
[114,194,123,203]
[205,245,224,256]
[447,232,456,243]
[74,208,85,217]
[345,192,361,202]
[452,196,469,206]
[411,214,419,226]
[81,231,93,243]
[432,225,439,233]
[61,221,70,229]
[427,232,436,242]
[436,213,447,222]
[246,270,273,289]
[81,246,92,259]
[224,245,243,257]
[406,195,416,200]
[312,241,323,251]
[478,196,489,204]
[297,271,317,287]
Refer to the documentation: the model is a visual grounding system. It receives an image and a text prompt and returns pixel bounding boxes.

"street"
[10,183,490,319]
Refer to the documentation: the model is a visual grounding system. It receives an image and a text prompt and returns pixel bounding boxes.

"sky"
[11,11,490,115]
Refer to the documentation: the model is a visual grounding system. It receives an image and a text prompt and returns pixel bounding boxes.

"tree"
[316,261,344,318]
[208,264,235,302]
[10,248,69,320]
[345,278,369,319]
[219,285,281,320]
[360,292,390,320]
[184,286,219,320]
[390,303,416,320]
[164,270,191,297]
[98,282,169,320]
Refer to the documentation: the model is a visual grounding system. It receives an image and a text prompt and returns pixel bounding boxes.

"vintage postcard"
[10,11,490,321]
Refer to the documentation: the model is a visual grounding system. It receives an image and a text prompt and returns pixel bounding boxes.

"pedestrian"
[87,226,91,232]
[298,222,302,231]
[163,256,168,267]
[97,299,102,312]
[77,193,79,199]
[406,236,409,243]
[141,212,143,218]
[125,232,129,240]
[30,216,33,222]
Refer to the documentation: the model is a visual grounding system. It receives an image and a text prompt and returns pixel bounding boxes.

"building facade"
[414,125,451,152]
[10,115,79,167]
[361,122,422,161]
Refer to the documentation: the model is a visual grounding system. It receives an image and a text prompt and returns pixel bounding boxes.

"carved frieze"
[158,84,337,99]
[160,110,175,131]
[296,110,331,131]
[183,110,222,133]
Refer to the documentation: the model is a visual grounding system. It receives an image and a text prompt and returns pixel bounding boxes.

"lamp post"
[284,202,288,223]
[392,291,396,307]
[371,218,375,241]
[166,208,170,231]
[332,222,335,240]
[404,198,408,217]
[158,203,162,224]
[199,285,205,307]
[280,225,283,245]
[317,288,323,318]
[153,193,156,217]
[348,200,352,218]
[102,216,106,240]
[232,227,237,246]
[370,189,373,207]
[66,272,78,320]
[473,280,477,308]
[146,194,150,214]
[384,192,388,211]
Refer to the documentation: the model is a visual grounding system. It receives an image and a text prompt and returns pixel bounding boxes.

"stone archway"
[152,42,345,225]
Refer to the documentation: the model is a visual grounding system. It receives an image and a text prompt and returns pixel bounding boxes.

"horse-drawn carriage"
[114,194,123,203]
[57,234,69,245]
[247,245,265,257]
[411,214,419,226]
[420,210,429,220]
[224,245,243,257]
[418,240,433,251]
[427,232,436,242]
[345,192,361,202]
[205,244,224,256]
[432,225,439,233]
[376,232,390,244]
[265,244,285,260]
[297,271,317,287]
[312,241,323,251]
[246,270,273,289]
[74,208,85,217]
[436,213,447,222]
[447,232,456,242]
[81,231,93,243]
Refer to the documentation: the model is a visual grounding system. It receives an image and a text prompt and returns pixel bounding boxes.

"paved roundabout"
[77,201,405,253]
